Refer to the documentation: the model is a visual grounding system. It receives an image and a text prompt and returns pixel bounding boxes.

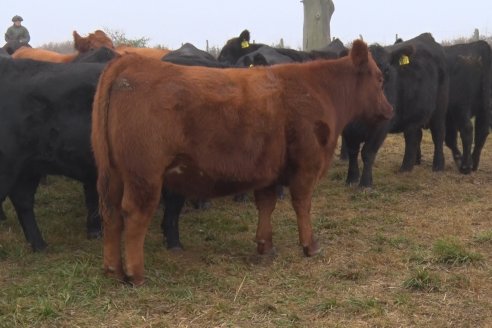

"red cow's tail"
[91,54,138,214]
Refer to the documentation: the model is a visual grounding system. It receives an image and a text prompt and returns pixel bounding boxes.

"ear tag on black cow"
[399,55,410,66]
[249,64,254,68]
[241,40,250,49]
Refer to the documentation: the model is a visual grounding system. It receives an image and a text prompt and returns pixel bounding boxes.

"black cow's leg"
[233,193,249,203]
[339,136,349,161]
[345,140,361,185]
[0,174,16,222]
[359,124,390,188]
[415,134,422,166]
[83,182,102,239]
[471,101,490,171]
[445,114,462,169]
[191,198,211,209]
[9,176,47,251]
[0,199,6,221]
[429,107,446,172]
[161,189,186,250]
[400,128,422,172]
[458,118,473,174]
[275,184,285,200]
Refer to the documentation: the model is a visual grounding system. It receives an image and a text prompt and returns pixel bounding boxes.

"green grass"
[346,297,385,316]
[474,230,492,244]
[403,267,442,292]
[314,299,339,316]
[432,237,483,265]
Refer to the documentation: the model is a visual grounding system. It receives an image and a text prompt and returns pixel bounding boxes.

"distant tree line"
[39,28,166,53]
[442,28,492,46]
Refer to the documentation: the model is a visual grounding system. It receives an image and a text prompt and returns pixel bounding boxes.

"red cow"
[12,30,114,62]
[91,40,393,286]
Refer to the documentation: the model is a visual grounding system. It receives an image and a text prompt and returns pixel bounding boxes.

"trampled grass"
[1,132,492,327]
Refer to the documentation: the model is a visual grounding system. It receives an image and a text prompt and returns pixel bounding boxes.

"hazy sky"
[3,1,491,49]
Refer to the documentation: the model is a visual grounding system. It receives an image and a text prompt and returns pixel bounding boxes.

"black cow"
[72,46,119,63]
[343,33,449,187]
[162,43,231,67]
[0,47,120,224]
[0,54,190,252]
[443,41,491,173]
[387,33,449,172]
[236,45,294,67]
[342,44,406,186]
[313,38,349,58]
[218,29,347,65]
[0,57,105,251]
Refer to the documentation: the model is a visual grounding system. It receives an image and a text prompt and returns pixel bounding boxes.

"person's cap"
[12,15,23,22]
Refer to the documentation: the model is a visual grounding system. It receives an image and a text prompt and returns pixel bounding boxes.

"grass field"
[1,132,491,327]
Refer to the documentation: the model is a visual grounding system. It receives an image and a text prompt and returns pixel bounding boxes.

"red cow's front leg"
[289,178,320,257]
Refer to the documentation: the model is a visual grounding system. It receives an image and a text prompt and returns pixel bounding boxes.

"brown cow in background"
[115,45,170,59]
[91,39,393,286]
[12,30,114,62]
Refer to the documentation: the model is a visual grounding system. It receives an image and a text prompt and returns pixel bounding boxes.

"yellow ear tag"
[241,40,250,49]
[249,64,254,68]
[399,55,410,66]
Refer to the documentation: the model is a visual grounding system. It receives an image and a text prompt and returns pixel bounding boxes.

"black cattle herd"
[0,29,490,254]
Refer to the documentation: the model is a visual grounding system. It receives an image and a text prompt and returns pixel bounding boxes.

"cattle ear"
[73,31,83,51]
[390,45,414,67]
[253,53,268,66]
[239,30,250,42]
[350,39,369,68]
[73,31,88,52]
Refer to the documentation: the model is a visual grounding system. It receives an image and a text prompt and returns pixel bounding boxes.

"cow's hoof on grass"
[256,239,275,255]
[459,165,472,174]
[250,247,277,265]
[31,241,48,252]
[104,267,126,283]
[167,244,184,252]
[87,231,102,240]
[125,275,145,287]
[303,239,320,257]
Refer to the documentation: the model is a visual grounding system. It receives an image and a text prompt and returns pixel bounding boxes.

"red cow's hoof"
[303,239,320,257]
[256,240,274,255]
[104,266,126,282]
[125,275,145,287]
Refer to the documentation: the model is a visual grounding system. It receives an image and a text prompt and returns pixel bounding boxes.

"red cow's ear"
[350,39,369,68]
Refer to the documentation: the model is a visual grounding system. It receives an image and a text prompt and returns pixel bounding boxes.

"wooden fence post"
[302,0,335,51]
